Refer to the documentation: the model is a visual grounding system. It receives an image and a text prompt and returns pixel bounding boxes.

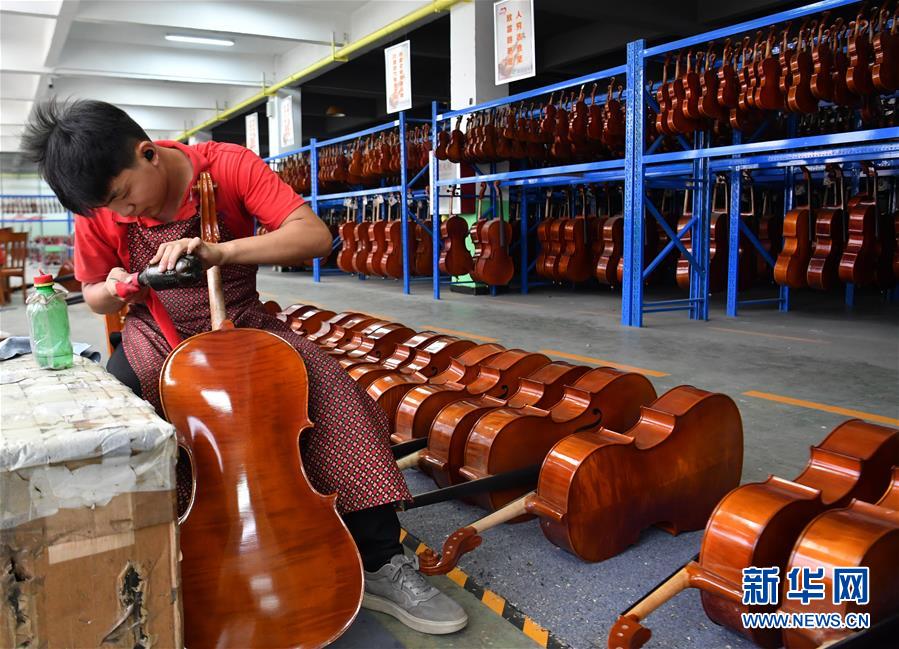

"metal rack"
[265,111,431,294]
[622,0,899,326]
[429,64,628,299]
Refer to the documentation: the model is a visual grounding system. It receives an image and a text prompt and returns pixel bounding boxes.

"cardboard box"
[1,356,182,648]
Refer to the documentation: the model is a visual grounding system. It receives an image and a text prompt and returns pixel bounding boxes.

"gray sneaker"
[363,553,469,635]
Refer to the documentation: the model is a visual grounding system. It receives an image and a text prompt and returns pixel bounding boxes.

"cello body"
[458,368,657,512]
[392,350,550,444]
[839,192,878,286]
[420,362,590,489]
[780,477,899,648]
[163,330,363,648]
[439,215,475,276]
[698,420,899,647]
[530,386,743,562]
[162,172,362,648]
[775,205,812,288]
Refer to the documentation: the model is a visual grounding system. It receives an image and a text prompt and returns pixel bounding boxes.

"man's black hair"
[21,99,150,215]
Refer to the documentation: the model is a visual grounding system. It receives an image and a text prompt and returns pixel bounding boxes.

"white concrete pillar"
[267,88,303,157]
[446,1,509,213]
[450,0,507,110]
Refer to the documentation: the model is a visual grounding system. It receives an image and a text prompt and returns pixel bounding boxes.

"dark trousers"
[108,342,402,572]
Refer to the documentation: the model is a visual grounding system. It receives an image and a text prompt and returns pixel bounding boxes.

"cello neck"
[197,171,229,331]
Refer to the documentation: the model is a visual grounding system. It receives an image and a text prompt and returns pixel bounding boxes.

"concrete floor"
[2,266,897,649]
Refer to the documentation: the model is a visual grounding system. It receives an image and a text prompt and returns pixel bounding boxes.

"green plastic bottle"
[26,271,73,370]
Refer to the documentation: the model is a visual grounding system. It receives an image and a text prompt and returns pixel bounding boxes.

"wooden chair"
[0,230,28,305]
[105,305,130,357]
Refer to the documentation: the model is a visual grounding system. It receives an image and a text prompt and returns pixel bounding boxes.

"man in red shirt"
[22,99,467,636]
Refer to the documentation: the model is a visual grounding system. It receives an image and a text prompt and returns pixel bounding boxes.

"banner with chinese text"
[493,0,535,85]
[245,112,260,156]
[385,40,412,113]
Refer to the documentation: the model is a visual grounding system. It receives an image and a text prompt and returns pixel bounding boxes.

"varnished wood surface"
[162,329,363,648]
[458,367,657,512]
[531,386,743,563]
[698,419,899,647]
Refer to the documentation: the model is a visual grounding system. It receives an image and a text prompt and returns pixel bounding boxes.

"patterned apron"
[120,214,411,514]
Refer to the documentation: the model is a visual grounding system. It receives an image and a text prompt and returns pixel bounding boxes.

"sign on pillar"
[267,89,302,157]
[245,112,260,155]
[493,0,535,85]
[280,96,294,149]
[385,40,412,113]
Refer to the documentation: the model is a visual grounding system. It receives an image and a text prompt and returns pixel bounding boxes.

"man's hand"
[148,237,226,271]
[104,267,149,304]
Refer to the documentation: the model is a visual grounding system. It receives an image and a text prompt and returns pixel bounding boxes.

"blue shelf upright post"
[622,39,646,327]
[309,138,321,283]
[689,131,710,320]
[430,101,441,300]
[726,167,742,317]
[780,166,793,312]
[399,111,411,294]
[520,189,529,294]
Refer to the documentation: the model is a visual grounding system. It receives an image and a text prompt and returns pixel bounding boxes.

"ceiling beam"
[43,0,79,67]
[73,0,349,46]
[46,76,237,110]
[33,40,276,87]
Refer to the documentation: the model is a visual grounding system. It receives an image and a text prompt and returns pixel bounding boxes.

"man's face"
[103,143,165,219]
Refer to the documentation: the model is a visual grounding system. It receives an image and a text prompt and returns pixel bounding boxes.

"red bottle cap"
[34,273,54,285]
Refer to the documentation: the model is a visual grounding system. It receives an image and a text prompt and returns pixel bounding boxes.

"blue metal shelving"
[429,64,628,299]
[264,112,430,294]
[261,0,897,326]
[621,0,899,326]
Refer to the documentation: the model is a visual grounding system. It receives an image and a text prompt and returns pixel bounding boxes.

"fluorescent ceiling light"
[166,34,235,47]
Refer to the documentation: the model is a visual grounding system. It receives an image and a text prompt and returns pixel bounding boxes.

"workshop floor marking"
[425,326,500,342]
[709,326,825,344]
[399,528,568,649]
[743,391,899,427]
[540,350,669,377]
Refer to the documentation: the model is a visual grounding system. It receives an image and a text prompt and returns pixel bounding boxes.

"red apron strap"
[145,290,182,349]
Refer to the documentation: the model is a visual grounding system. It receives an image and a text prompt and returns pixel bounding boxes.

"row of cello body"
[313,173,898,298]
[611,419,899,649]
[266,300,744,574]
[263,299,898,648]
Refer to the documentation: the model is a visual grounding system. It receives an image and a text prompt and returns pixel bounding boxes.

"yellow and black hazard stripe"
[400,528,569,649]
